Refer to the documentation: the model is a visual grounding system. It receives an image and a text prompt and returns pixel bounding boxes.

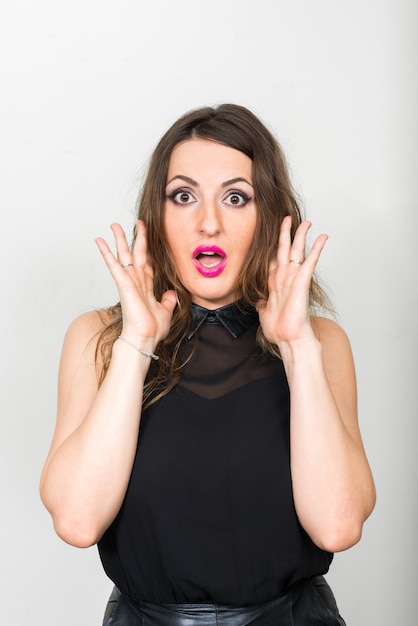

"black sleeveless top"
[98,303,332,606]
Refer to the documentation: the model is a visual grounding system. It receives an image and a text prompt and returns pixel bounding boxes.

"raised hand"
[95,220,177,344]
[257,216,328,347]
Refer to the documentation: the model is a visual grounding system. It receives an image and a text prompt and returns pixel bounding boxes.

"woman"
[40,104,375,625]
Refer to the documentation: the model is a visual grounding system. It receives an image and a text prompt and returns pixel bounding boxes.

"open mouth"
[192,246,227,277]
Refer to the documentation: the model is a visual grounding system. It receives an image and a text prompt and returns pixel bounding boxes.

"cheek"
[164,212,177,245]
[165,218,185,265]
[238,215,257,251]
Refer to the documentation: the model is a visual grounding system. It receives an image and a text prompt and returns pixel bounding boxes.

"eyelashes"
[225,191,252,207]
[166,188,252,207]
[167,189,195,205]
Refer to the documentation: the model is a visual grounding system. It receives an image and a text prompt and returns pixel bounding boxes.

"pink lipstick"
[192,245,227,277]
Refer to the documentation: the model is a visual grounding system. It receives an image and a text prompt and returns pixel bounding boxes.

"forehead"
[167,138,253,182]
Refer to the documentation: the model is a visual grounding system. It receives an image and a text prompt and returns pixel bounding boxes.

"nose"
[197,199,222,236]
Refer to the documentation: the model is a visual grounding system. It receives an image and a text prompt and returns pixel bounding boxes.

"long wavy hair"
[96,104,330,407]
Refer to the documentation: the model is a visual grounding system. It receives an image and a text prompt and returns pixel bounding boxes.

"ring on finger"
[121,263,134,268]
[289,259,303,265]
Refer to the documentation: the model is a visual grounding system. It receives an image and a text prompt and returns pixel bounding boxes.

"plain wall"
[1,1,417,624]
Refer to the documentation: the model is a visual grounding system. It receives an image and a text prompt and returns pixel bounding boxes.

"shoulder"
[312,316,351,348]
[57,309,114,405]
[60,308,114,374]
[312,316,356,384]
[312,316,357,411]
[64,309,112,347]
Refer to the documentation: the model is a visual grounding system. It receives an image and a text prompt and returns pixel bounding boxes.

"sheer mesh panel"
[178,323,282,400]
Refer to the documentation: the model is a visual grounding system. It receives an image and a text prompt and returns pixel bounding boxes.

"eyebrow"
[166,175,198,187]
[166,175,253,188]
[222,177,253,188]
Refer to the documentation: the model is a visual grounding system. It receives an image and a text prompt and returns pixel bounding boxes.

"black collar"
[187,301,259,340]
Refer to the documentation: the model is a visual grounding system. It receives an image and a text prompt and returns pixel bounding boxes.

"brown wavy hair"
[96,104,330,407]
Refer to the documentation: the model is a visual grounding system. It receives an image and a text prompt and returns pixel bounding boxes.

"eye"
[224,191,252,207]
[167,189,196,205]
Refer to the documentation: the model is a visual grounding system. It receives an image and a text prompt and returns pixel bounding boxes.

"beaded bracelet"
[118,336,159,360]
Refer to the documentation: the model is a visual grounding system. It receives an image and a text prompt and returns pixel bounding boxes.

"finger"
[255,298,267,312]
[131,220,149,268]
[289,221,311,265]
[110,223,132,266]
[95,229,137,284]
[160,289,177,315]
[302,233,328,271]
[255,299,270,320]
[276,215,292,265]
[132,221,155,292]
[95,235,126,279]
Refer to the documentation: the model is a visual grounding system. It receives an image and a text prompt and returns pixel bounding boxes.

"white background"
[1,1,417,624]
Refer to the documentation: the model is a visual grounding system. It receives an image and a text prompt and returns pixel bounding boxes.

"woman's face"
[164,138,257,309]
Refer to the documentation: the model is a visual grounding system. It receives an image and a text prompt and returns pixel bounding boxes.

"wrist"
[277,333,322,366]
[118,335,160,361]
[108,337,156,378]
[117,336,159,360]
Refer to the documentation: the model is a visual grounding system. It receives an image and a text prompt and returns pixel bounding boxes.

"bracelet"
[117,336,159,360]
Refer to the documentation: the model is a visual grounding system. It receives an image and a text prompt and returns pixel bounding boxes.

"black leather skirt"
[102,576,346,625]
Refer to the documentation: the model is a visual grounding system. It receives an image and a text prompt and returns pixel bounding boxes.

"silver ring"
[121,263,133,268]
[289,259,302,265]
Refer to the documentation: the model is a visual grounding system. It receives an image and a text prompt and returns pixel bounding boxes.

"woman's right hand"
[40,220,177,547]
[95,220,177,345]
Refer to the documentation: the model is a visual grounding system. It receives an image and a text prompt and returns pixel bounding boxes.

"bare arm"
[283,317,375,552]
[40,222,176,547]
[258,217,376,552]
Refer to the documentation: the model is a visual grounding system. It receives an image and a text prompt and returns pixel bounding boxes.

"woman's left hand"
[258,216,376,552]
[257,216,328,347]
